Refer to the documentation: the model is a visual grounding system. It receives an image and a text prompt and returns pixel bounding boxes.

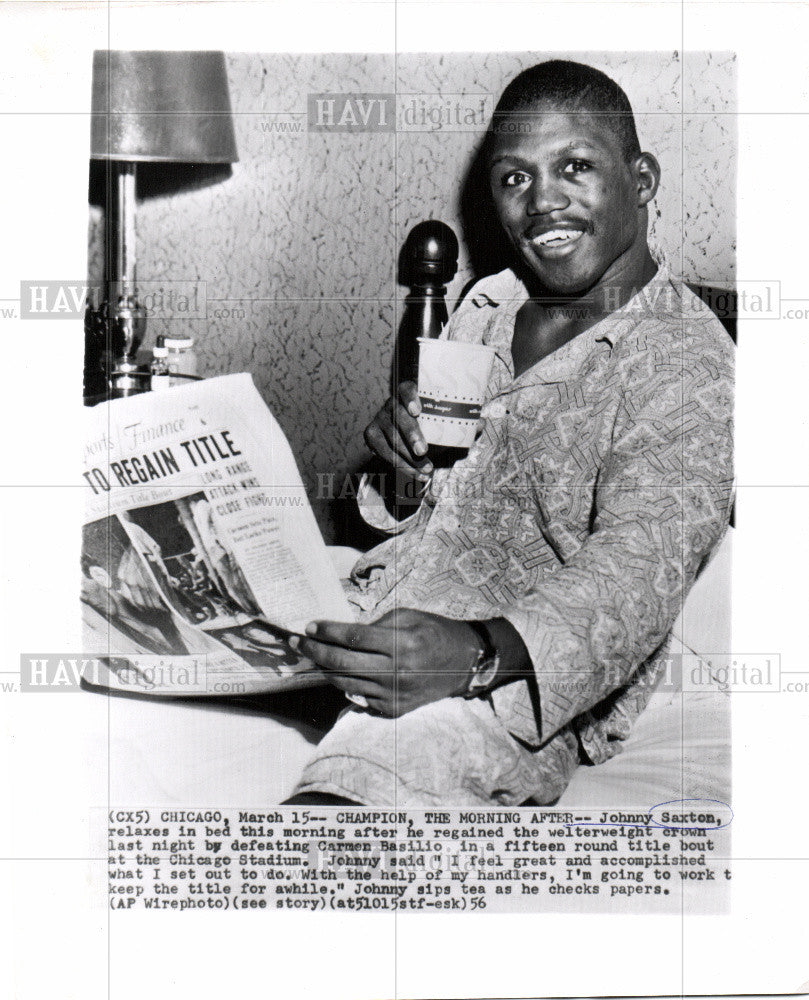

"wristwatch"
[463,619,500,698]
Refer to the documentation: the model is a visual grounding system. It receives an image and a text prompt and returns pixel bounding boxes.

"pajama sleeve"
[500,315,734,743]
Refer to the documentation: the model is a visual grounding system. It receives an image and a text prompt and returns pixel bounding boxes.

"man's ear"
[633,152,661,207]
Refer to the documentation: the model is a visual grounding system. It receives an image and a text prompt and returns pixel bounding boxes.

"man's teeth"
[531,229,584,246]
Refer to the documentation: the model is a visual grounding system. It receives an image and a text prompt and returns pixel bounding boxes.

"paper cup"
[417,337,497,448]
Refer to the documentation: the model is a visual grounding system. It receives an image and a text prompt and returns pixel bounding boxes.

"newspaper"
[81,373,353,696]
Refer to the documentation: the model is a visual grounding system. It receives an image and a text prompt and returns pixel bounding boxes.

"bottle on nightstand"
[149,338,172,391]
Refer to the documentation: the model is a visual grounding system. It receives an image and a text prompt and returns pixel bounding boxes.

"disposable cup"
[416,337,497,448]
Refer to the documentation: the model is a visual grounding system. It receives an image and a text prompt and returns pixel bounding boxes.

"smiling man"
[287,60,734,807]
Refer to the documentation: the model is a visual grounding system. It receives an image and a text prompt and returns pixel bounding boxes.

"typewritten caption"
[99,806,731,913]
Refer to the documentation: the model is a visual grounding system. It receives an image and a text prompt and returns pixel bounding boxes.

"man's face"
[488,104,647,296]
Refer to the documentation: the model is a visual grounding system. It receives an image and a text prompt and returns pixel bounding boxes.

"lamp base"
[83,291,149,401]
[110,357,150,397]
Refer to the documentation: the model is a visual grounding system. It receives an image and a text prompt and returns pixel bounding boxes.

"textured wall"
[88,50,736,543]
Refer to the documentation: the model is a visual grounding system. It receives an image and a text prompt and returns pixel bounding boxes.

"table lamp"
[87,50,238,397]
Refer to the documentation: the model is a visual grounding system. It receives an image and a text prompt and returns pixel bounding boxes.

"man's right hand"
[364,381,433,483]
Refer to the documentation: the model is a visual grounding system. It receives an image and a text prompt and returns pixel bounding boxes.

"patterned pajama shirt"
[293,259,734,806]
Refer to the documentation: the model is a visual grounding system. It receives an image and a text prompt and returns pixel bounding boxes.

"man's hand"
[364,381,433,484]
[295,608,481,717]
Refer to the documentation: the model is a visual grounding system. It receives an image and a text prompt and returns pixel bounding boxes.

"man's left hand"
[295,609,481,717]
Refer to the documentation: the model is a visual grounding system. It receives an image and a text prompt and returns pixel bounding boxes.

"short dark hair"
[491,60,642,162]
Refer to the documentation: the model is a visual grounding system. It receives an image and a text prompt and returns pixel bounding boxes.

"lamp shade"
[91,50,238,163]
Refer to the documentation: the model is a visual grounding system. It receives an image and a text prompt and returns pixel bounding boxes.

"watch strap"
[463,619,500,698]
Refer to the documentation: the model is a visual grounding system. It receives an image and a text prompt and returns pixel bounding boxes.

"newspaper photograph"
[2,2,809,999]
[72,38,738,923]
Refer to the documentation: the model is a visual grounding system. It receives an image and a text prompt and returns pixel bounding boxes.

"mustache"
[522,219,594,239]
